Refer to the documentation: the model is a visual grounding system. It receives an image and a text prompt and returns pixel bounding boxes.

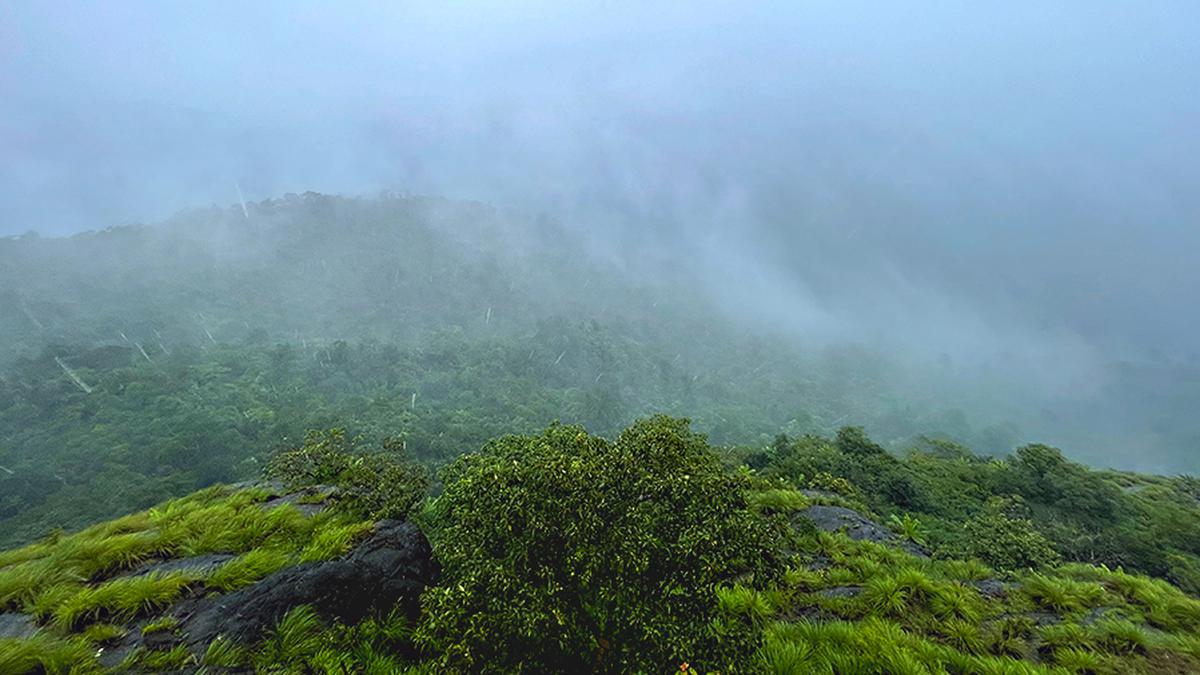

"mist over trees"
[2,5,1200,674]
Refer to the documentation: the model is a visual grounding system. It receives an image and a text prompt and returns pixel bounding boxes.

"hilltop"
[2,417,1200,673]
[1,193,1062,549]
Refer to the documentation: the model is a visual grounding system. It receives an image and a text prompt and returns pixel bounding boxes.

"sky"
[2,2,1198,366]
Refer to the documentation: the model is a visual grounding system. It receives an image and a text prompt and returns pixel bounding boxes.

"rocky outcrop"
[99,519,435,666]
[0,612,36,639]
[795,504,929,557]
[123,553,235,579]
[180,519,435,647]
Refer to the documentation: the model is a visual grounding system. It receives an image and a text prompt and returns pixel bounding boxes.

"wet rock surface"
[972,579,1013,598]
[818,585,863,598]
[796,505,929,557]
[180,519,435,648]
[124,553,236,579]
[98,519,436,665]
[0,612,36,639]
[258,484,334,517]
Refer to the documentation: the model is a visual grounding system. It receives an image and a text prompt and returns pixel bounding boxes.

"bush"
[416,416,787,673]
[957,497,1061,573]
[266,430,428,522]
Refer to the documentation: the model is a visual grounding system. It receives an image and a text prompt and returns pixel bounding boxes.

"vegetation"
[416,416,787,672]
[0,417,1197,674]
[1,196,1198,672]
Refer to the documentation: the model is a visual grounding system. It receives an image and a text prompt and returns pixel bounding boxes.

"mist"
[3,2,1199,471]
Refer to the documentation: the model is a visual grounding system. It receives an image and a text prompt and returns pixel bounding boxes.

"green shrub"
[958,498,1061,573]
[265,429,356,487]
[416,416,787,673]
[334,449,428,521]
[266,430,428,521]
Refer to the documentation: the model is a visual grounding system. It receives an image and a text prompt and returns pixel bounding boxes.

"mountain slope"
[1,418,1198,674]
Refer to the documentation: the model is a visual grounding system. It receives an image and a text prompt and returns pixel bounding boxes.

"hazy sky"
[2,2,1198,361]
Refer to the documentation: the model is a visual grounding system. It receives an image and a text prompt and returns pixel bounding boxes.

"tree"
[416,416,786,673]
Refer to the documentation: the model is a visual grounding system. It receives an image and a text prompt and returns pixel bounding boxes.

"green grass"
[52,570,196,630]
[749,488,811,513]
[142,615,180,635]
[770,525,1200,672]
[197,635,248,671]
[207,546,295,593]
[80,622,127,645]
[119,644,194,671]
[0,481,373,643]
[1021,574,1108,616]
[253,605,326,671]
[297,519,374,563]
[0,633,99,675]
[717,584,775,624]
[1088,617,1152,656]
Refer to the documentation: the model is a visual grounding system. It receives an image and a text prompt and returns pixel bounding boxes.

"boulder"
[180,519,435,648]
[0,612,36,639]
[795,505,929,557]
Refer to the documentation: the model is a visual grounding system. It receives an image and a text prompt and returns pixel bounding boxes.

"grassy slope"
[2,430,1199,674]
[0,484,373,674]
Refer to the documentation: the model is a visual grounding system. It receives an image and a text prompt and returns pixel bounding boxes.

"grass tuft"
[207,547,294,593]
[52,571,195,630]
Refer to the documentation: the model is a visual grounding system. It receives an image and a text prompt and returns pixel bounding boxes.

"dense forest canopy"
[1,194,1199,550]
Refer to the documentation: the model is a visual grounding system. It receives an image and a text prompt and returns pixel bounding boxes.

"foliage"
[957,498,1062,574]
[0,419,1199,673]
[0,633,99,675]
[416,416,788,673]
[266,429,428,521]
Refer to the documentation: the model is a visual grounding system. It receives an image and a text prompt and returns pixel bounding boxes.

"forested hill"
[0,192,673,361]
[0,193,1197,550]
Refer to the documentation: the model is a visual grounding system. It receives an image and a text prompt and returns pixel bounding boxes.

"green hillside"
[2,417,1199,674]
[2,195,1199,673]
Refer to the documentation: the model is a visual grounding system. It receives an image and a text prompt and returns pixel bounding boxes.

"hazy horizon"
[3,2,1199,471]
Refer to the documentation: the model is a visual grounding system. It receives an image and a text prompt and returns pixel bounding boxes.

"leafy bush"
[957,497,1061,573]
[266,430,428,521]
[416,416,787,673]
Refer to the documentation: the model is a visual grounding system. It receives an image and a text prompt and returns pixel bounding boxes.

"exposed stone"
[179,519,435,648]
[818,585,863,598]
[258,484,335,517]
[0,612,36,639]
[972,579,1013,598]
[801,553,833,572]
[795,505,929,558]
[124,553,235,579]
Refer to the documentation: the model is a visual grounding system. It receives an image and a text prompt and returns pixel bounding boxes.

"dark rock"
[802,554,833,571]
[227,479,285,495]
[259,485,334,517]
[124,553,235,579]
[141,627,181,651]
[818,585,863,598]
[0,612,36,639]
[1026,611,1060,626]
[799,489,841,501]
[972,579,1012,598]
[795,505,929,558]
[180,520,435,648]
[1082,607,1120,625]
